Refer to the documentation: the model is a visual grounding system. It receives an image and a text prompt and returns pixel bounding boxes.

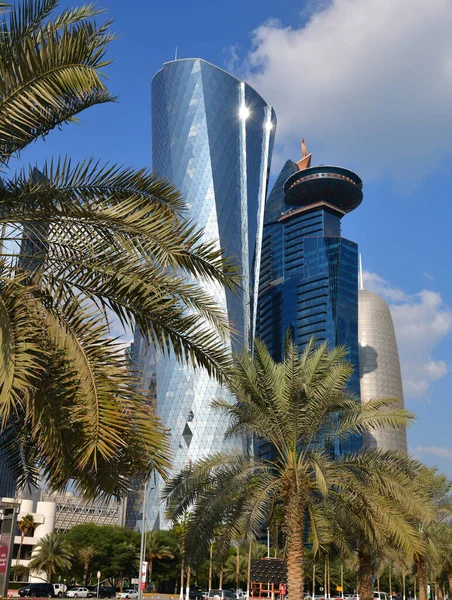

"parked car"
[66,588,92,598]
[189,587,205,600]
[374,593,388,600]
[117,591,138,599]
[97,587,116,599]
[19,583,55,598]
[53,584,67,598]
[208,591,237,600]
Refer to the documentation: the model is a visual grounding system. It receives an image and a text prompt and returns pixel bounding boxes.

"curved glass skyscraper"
[128,59,275,530]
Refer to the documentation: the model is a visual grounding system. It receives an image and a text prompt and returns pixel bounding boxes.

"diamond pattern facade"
[128,59,275,530]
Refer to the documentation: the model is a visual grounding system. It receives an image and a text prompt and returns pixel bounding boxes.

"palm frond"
[0,14,114,161]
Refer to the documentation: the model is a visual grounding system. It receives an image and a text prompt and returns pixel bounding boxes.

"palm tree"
[435,523,452,598]
[76,546,97,586]
[0,0,239,498]
[327,468,429,600]
[414,470,452,600]
[146,531,174,587]
[223,552,247,589]
[164,337,426,600]
[16,513,35,565]
[28,532,72,582]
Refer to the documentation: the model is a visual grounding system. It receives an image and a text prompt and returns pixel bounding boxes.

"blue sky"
[19,0,452,475]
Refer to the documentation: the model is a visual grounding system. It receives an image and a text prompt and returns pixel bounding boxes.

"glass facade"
[0,449,16,498]
[256,160,362,460]
[127,59,275,530]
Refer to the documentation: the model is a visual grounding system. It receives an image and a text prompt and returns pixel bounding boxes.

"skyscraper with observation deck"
[126,58,276,531]
[256,142,363,459]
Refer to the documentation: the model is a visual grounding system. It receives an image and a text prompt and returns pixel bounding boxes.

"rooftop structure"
[40,491,123,532]
[256,140,362,458]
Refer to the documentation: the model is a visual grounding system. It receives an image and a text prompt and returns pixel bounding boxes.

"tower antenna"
[175,47,178,60]
[359,254,364,290]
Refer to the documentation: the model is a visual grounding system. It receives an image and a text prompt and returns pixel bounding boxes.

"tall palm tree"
[16,513,35,566]
[146,531,175,587]
[414,470,452,600]
[164,337,424,600]
[0,0,239,498]
[223,552,247,589]
[326,469,429,600]
[76,546,97,586]
[435,523,452,598]
[28,532,72,582]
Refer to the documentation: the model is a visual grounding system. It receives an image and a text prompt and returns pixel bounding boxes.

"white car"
[117,592,138,599]
[66,588,92,598]
[53,584,67,598]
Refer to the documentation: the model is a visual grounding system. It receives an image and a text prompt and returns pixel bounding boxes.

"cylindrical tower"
[128,58,276,530]
[358,289,408,453]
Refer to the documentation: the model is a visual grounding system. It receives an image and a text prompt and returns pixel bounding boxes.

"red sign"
[141,561,148,591]
[279,584,287,597]
[0,543,9,575]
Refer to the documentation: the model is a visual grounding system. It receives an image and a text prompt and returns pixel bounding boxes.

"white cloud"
[364,271,452,398]
[412,446,452,460]
[237,0,452,180]
[423,271,434,281]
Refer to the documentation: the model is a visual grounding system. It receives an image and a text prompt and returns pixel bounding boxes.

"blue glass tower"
[256,148,363,458]
[127,59,276,530]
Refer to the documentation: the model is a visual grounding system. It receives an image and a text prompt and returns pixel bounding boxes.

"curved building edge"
[358,289,408,453]
[152,57,277,114]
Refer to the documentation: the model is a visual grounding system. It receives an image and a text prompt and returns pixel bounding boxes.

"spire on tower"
[297,137,312,171]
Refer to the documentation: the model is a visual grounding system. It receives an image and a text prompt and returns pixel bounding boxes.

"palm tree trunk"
[402,572,406,600]
[209,544,213,591]
[341,564,344,599]
[447,572,452,599]
[247,541,252,600]
[179,558,184,600]
[83,561,89,586]
[186,566,191,600]
[416,556,428,600]
[236,544,240,593]
[358,548,373,600]
[285,510,304,600]
[149,559,153,588]
[312,558,316,599]
[437,583,443,600]
[16,534,24,567]
[219,568,223,590]
[389,565,392,598]
[327,556,330,599]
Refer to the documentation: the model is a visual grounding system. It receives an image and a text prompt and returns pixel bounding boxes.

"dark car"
[98,587,116,599]
[88,587,116,599]
[189,587,204,600]
[19,583,55,598]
